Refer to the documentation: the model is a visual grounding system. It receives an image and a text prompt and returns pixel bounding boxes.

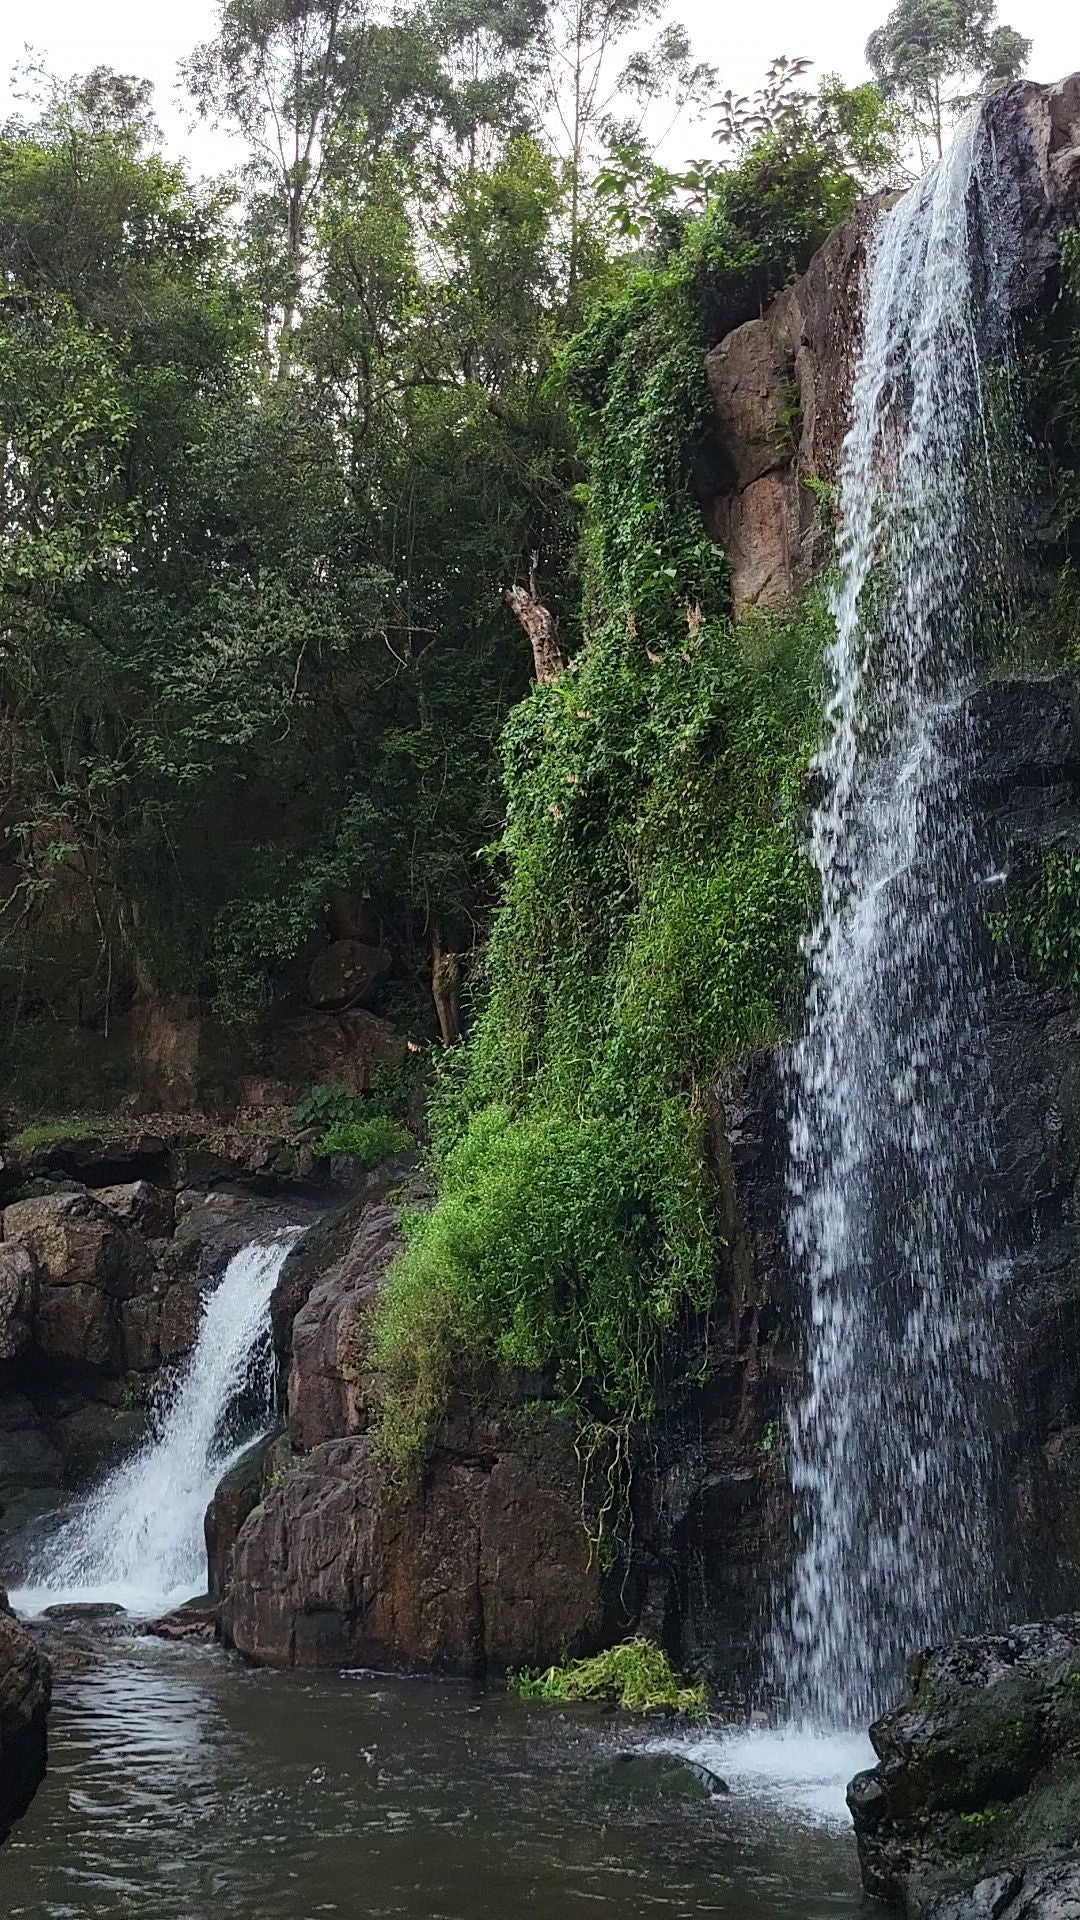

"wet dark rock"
[849,1614,1080,1916]
[42,1601,126,1620]
[0,1600,50,1845]
[204,1433,281,1604]
[924,1856,1080,1919]
[222,1416,606,1675]
[599,1751,729,1805]
[143,1597,217,1642]
[286,1202,402,1450]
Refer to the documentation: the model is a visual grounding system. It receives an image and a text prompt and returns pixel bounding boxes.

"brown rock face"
[307,940,391,1010]
[132,989,202,1112]
[3,1192,151,1372]
[705,197,883,614]
[262,1008,405,1098]
[0,1247,35,1362]
[0,1602,50,1846]
[286,1204,400,1450]
[220,1200,606,1674]
[223,1424,603,1674]
[705,75,1080,615]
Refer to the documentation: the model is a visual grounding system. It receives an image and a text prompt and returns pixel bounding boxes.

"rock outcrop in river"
[849,1614,1080,1917]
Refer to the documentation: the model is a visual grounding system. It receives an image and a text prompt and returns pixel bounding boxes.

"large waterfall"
[776,109,1015,1727]
[13,1233,298,1618]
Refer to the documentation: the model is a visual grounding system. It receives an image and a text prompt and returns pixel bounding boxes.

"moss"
[510,1638,707,1716]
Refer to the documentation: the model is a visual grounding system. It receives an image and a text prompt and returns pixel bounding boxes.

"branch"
[504,557,565,684]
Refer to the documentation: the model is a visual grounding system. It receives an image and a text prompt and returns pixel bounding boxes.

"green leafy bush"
[990,851,1080,989]
[292,1083,363,1131]
[370,146,836,1478]
[318,1115,411,1166]
[510,1638,707,1716]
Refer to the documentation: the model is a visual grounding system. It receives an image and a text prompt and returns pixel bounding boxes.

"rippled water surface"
[5,1634,866,1919]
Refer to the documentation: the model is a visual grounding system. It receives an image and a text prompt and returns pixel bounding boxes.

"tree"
[537,0,714,294]
[866,0,1031,161]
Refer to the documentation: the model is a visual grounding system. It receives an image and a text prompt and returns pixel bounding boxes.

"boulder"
[0,1246,35,1361]
[597,1752,729,1806]
[0,1600,50,1845]
[96,1180,175,1241]
[307,940,391,1010]
[848,1614,1080,1917]
[3,1190,151,1302]
[222,1419,605,1675]
[924,1856,1080,1919]
[142,1599,217,1643]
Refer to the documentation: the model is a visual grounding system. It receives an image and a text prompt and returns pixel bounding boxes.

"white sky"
[0,0,1075,177]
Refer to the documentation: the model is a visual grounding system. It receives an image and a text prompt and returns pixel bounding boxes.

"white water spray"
[13,1234,298,1618]
[775,110,1015,1726]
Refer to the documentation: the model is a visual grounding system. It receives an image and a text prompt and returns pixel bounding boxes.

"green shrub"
[990,851,1080,989]
[510,1638,707,1716]
[318,1115,411,1166]
[292,1082,362,1131]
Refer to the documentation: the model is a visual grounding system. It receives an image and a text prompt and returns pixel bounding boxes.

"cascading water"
[775,108,1016,1728]
[13,1232,299,1617]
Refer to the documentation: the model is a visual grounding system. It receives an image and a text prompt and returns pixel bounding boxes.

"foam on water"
[649,1727,875,1829]
[11,1232,299,1619]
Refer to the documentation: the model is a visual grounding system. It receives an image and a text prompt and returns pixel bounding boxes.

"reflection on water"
[5,1635,864,1919]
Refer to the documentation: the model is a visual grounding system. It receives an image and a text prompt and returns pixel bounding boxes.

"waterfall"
[775,109,1015,1727]
[12,1233,299,1618]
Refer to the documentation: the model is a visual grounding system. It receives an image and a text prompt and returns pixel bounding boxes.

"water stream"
[4,1635,866,1920]
[12,1234,299,1618]
[775,108,1014,1725]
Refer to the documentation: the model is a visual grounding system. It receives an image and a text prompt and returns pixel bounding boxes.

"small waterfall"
[13,1233,299,1618]
[775,109,1015,1727]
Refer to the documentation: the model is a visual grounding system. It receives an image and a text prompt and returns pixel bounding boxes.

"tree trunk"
[431,926,462,1047]
[504,559,565,684]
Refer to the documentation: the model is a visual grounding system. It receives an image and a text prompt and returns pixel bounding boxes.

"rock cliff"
[705,73,1080,613]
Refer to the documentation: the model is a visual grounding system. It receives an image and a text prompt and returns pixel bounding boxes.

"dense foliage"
[369,145,842,1470]
[0,34,581,1059]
